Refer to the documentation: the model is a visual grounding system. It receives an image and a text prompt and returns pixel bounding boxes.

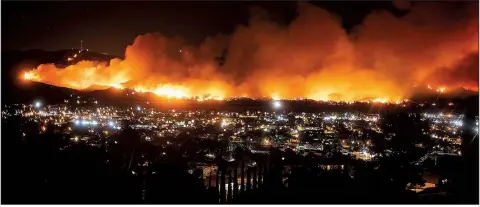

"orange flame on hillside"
[21,2,478,102]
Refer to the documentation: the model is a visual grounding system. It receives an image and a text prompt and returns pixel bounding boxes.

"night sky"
[2,1,403,56]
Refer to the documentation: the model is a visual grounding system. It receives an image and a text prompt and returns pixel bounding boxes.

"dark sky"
[2,1,402,56]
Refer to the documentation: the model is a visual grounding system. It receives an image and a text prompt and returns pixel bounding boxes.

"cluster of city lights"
[74,119,98,126]
[4,100,472,161]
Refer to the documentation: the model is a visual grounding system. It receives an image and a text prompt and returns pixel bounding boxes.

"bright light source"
[92,120,98,125]
[34,101,41,108]
[108,121,114,127]
[137,106,141,111]
[263,139,270,145]
[82,120,89,125]
[452,120,463,127]
[273,101,282,109]
[74,120,80,125]
[281,157,285,160]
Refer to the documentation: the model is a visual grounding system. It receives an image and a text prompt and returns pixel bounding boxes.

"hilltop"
[1,49,477,113]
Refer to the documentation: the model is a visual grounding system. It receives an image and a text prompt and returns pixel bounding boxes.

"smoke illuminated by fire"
[21,2,478,102]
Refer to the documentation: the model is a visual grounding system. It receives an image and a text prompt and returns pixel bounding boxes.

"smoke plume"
[23,2,479,102]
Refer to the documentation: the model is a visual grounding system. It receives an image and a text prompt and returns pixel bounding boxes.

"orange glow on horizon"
[110,83,124,89]
[372,98,389,104]
[23,71,41,81]
[152,86,188,99]
[436,87,446,93]
[20,70,474,103]
[17,2,478,102]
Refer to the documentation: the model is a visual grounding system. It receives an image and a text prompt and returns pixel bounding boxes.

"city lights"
[3,102,469,169]
[452,120,463,127]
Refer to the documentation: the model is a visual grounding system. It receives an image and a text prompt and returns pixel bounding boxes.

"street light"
[34,101,42,108]
[273,100,282,109]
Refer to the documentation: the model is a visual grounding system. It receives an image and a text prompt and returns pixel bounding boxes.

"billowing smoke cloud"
[393,0,411,10]
[24,2,478,101]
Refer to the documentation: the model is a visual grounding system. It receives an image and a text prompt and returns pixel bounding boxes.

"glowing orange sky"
[22,2,478,102]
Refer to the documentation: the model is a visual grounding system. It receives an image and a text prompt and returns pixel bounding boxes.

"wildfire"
[436,87,446,93]
[23,71,41,81]
[271,94,281,101]
[152,86,187,99]
[110,83,124,89]
[17,2,478,102]
[372,98,389,104]
[20,66,470,103]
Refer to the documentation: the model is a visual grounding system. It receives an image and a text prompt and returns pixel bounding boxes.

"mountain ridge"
[2,49,478,108]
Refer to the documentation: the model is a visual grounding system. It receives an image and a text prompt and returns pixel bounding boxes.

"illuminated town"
[3,99,474,179]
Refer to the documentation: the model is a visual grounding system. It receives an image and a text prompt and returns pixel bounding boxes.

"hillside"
[1,49,477,113]
[1,49,118,104]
